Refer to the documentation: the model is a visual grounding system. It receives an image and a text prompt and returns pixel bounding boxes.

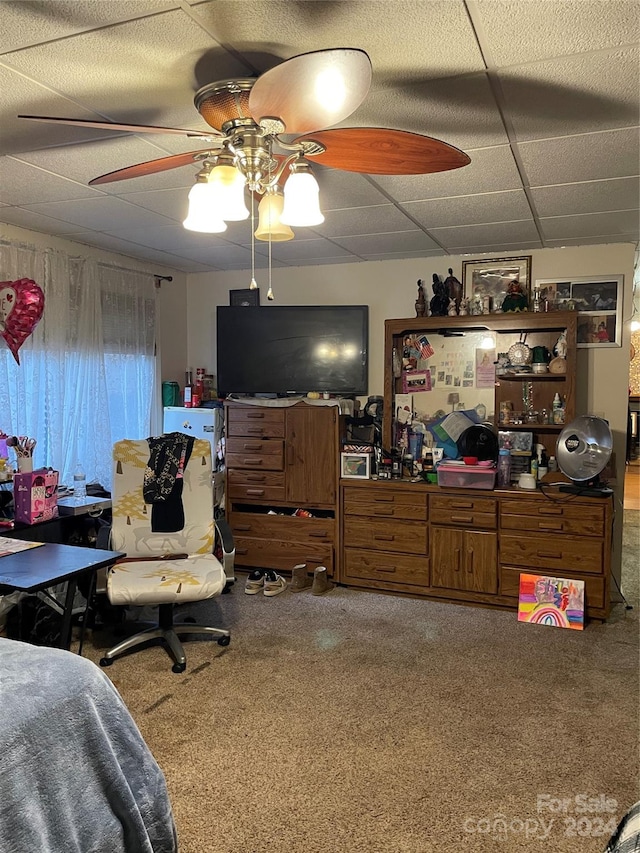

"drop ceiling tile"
[429,219,540,249]
[475,0,640,65]
[22,197,176,231]
[103,222,225,253]
[371,146,522,202]
[67,231,199,268]
[1,2,180,54]
[500,48,640,142]
[0,206,92,235]
[531,177,640,217]
[332,231,441,255]
[403,190,532,229]
[269,238,353,262]
[313,205,419,239]
[117,188,194,224]
[0,157,102,204]
[284,255,364,267]
[540,210,639,240]
[360,250,446,261]
[1,10,247,133]
[15,137,202,192]
[448,241,543,254]
[518,128,640,186]
[315,170,392,210]
[546,235,639,248]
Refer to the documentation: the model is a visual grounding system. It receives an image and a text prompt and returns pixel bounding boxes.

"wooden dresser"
[340,479,613,620]
[225,401,341,577]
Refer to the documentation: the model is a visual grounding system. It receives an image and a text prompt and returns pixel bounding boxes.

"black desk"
[0,544,122,650]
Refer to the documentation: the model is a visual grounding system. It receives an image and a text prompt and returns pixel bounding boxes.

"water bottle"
[73,463,86,500]
[497,449,512,488]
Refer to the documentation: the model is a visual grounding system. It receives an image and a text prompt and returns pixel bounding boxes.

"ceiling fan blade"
[249,48,371,134]
[18,115,218,139]
[88,149,216,185]
[294,127,470,175]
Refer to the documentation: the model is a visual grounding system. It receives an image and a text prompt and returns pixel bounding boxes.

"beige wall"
[187,241,637,589]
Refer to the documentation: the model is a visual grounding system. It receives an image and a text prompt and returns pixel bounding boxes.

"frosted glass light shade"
[183,182,227,233]
[208,163,249,221]
[281,165,324,227]
[255,189,294,242]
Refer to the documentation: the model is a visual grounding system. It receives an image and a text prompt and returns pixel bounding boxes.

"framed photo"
[341,451,371,479]
[402,369,432,393]
[462,256,532,312]
[534,275,623,347]
[230,288,260,307]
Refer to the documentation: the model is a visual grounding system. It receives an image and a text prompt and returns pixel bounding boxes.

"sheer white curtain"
[0,239,157,491]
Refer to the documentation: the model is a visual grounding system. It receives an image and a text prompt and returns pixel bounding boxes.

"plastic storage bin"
[436,461,497,490]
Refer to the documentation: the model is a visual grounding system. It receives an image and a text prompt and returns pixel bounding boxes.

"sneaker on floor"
[263,570,287,597]
[244,569,266,595]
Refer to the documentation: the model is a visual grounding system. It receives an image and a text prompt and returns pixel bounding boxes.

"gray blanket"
[0,638,177,852]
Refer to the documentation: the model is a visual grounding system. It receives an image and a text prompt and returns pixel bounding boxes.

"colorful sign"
[517,574,585,630]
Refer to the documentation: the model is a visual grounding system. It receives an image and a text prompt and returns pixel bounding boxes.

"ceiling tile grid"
[0,0,637,271]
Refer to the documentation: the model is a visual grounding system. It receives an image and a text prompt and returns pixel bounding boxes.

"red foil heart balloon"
[0,278,45,365]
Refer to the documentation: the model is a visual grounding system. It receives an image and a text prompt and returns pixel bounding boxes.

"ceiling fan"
[19,47,470,295]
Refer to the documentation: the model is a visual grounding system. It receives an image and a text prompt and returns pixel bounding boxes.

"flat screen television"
[216,305,368,397]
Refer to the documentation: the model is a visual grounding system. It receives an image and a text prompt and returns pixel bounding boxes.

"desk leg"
[60,578,77,650]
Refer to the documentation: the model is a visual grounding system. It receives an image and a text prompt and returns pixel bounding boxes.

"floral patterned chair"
[99,436,232,673]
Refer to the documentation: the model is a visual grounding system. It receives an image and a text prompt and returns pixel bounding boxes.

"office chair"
[99,436,233,673]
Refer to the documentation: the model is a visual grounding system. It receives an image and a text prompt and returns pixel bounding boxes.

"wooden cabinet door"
[285,405,337,506]
[431,526,497,594]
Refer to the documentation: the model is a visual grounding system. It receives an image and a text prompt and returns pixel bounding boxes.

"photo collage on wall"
[535,275,623,348]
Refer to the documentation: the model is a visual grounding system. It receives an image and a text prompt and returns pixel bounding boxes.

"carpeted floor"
[82,514,640,853]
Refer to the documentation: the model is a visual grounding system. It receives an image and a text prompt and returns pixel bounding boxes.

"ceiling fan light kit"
[19,47,471,293]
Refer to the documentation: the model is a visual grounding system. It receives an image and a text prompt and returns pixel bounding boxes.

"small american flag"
[417,334,434,359]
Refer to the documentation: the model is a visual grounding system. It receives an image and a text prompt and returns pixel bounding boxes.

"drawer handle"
[538,507,563,516]
[242,458,263,465]
[466,549,474,573]
[373,508,394,516]
[309,531,329,538]
[235,524,251,531]
[246,428,265,435]
[306,557,327,564]
[537,550,562,559]
[373,496,394,503]
[243,442,263,451]
[236,548,248,555]
[451,515,473,523]
[450,502,473,509]
[245,474,266,482]
[374,533,395,541]
[454,548,461,571]
[376,565,397,574]
[538,522,564,531]
[245,488,265,496]
[246,412,265,419]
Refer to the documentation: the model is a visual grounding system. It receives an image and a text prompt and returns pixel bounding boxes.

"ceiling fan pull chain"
[249,192,258,290]
[267,231,274,301]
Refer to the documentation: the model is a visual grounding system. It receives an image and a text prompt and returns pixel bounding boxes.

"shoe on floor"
[311,566,334,596]
[264,570,288,597]
[244,569,266,595]
[290,563,313,593]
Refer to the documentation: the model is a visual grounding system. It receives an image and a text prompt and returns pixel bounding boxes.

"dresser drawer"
[500,499,605,537]
[227,482,286,502]
[226,438,284,471]
[344,548,429,587]
[229,511,334,542]
[234,536,333,575]
[227,407,285,438]
[343,517,427,555]
[431,494,497,515]
[499,566,605,609]
[500,533,603,574]
[343,486,427,521]
[429,508,497,529]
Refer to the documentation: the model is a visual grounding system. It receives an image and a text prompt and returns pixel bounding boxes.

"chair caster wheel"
[172,662,186,674]
[99,657,113,667]
[217,635,230,647]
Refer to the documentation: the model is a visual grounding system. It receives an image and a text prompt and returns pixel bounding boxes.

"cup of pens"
[9,436,37,474]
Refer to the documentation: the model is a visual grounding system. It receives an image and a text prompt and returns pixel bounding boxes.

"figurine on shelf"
[447,297,458,316]
[459,296,470,316]
[415,279,427,318]
[429,274,449,317]
[554,329,568,359]
[443,268,462,312]
[501,279,529,312]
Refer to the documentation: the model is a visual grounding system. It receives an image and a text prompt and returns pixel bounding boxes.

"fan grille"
[194,79,255,131]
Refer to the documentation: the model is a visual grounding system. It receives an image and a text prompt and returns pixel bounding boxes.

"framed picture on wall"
[534,275,623,347]
[230,288,260,307]
[462,256,532,311]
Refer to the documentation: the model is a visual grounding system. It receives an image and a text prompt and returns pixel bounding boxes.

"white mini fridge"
[162,406,224,469]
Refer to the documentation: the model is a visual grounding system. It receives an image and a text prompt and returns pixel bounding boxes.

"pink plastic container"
[436,462,497,490]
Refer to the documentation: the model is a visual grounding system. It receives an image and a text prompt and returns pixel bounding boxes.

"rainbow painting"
[517,574,585,630]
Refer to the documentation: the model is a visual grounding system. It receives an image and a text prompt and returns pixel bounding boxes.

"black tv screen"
[216,305,368,397]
